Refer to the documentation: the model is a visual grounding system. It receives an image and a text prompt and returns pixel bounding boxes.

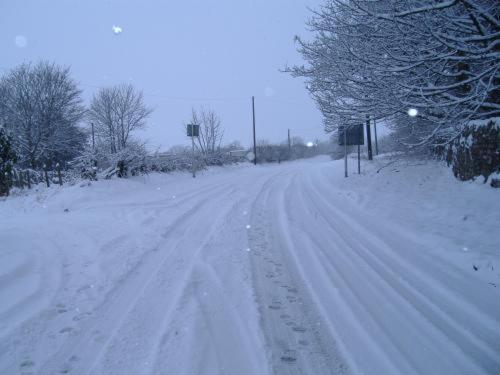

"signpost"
[338,124,364,177]
[187,124,200,178]
[187,124,200,137]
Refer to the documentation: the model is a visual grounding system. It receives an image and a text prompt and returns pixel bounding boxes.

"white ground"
[0,156,499,375]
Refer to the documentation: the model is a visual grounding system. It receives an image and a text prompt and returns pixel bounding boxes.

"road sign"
[187,124,200,137]
[338,124,364,146]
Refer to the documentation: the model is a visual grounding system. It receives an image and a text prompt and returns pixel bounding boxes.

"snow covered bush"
[101,142,148,178]
[446,118,499,184]
[70,146,99,181]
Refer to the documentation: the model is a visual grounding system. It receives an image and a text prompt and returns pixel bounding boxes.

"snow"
[14,35,27,48]
[0,156,499,374]
[407,108,418,117]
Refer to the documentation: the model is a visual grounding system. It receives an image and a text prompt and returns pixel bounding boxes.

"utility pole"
[191,134,196,178]
[373,118,379,156]
[90,122,97,174]
[344,126,348,178]
[357,144,361,174]
[288,128,292,160]
[187,124,199,178]
[366,114,373,160]
[252,96,257,165]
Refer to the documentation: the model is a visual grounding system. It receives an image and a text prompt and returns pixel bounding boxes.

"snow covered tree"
[87,84,152,177]
[0,126,17,196]
[287,0,499,150]
[0,62,86,169]
[188,107,224,155]
[88,84,152,155]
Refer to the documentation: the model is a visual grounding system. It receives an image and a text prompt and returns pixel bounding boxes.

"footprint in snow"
[59,363,72,374]
[92,330,106,343]
[72,312,91,321]
[292,326,307,333]
[280,350,297,363]
[56,303,68,314]
[268,301,282,310]
[59,327,74,334]
[20,359,35,368]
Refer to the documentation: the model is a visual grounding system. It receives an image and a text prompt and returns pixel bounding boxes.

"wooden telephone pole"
[288,129,291,154]
[366,114,373,160]
[252,96,257,165]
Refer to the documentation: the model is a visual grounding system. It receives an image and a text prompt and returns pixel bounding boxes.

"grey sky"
[1,0,328,150]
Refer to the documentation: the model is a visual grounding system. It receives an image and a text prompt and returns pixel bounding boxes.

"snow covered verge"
[336,153,500,288]
[0,156,498,374]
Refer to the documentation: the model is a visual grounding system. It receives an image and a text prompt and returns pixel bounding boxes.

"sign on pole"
[187,124,200,137]
[338,124,364,146]
[339,124,364,178]
[187,124,200,178]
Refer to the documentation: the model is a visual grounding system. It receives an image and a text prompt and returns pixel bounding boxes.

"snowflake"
[407,108,418,117]
[112,26,123,35]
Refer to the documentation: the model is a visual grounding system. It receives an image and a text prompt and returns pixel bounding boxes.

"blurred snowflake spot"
[112,25,123,35]
[408,108,418,117]
[15,35,27,48]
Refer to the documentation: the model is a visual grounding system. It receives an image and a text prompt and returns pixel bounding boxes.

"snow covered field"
[0,156,499,375]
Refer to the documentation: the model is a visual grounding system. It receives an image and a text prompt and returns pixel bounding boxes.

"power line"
[1,66,313,106]
[79,83,249,103]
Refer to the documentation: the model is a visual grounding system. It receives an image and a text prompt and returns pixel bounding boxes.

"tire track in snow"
[0,180,236,375]
[149,190,271,375]
[35,183,239,375]
[90,170,278,375]
[278,164,500,374]
[302,168,500,371]
[247,170,351,375]
[88,189,242,374]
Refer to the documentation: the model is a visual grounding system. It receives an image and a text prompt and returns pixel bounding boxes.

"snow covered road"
[1,157,499,374]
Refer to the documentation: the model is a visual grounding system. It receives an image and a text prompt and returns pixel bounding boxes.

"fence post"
[7,169,13,191]
[57,163,63,186]
[44,165,50,187]
[18,170,24,189]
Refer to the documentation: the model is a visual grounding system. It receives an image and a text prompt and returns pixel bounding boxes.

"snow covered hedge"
[148,152,242,174]
[0,127,17,196]
[446,118,499,185]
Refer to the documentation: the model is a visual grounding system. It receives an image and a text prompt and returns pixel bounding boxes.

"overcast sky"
[1,0,328,150]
